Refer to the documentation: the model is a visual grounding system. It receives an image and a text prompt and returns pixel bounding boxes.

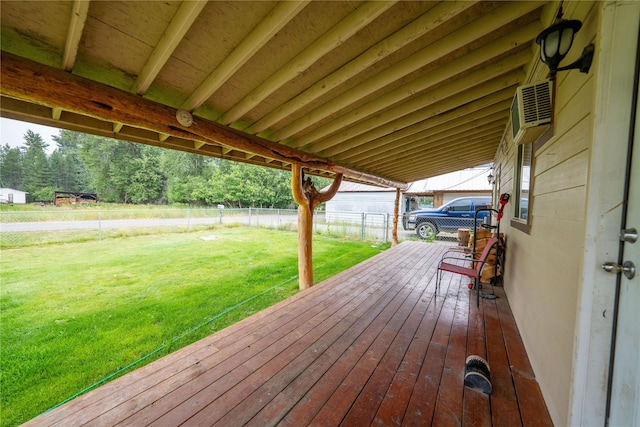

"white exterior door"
[571,4,640,425]
[608,55,640,426]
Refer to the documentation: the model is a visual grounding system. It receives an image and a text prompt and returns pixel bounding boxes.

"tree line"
[0,129,329,208]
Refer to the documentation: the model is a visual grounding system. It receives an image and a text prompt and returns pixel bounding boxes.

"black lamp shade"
[536,19,582,72]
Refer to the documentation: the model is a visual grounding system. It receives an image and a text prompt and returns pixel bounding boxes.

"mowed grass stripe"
[0,227,389,427]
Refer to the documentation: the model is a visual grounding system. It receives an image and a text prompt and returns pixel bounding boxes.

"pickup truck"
[403,196,493,240]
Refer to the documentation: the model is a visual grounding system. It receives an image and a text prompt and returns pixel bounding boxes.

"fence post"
[385,213,390,243]
[218,207,223,224]
[98,211,102,241]
[361,213,365,241]
[248,207,252,226]
[277,209,280,228]
[187,208,191,233]
[313,210,317,234]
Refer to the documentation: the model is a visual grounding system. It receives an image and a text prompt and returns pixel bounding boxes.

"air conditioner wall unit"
[510,80,553,145]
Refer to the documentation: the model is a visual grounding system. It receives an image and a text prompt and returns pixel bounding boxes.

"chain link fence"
[0,207,415,248]
[401,212,494,242]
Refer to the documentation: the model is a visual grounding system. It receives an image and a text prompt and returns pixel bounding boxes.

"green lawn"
[0,227,389,426]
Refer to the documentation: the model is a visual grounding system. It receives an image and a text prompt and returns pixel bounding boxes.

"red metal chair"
[436,236,499,307]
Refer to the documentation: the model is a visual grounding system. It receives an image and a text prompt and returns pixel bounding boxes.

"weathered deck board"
[463,285,492,427]
[24,241,553,427]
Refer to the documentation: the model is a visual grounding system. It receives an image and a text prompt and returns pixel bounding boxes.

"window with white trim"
[514,143,532,221]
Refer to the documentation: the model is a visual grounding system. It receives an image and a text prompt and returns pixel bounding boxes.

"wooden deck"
[25,241,553,426]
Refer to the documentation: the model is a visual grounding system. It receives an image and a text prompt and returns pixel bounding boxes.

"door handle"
[602,261,636,279]
[620,228,637,243]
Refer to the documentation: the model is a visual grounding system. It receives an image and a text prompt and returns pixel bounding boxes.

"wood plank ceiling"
[0,1,548,187]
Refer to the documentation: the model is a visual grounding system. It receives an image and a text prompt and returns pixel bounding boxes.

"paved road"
[0,215,423,241]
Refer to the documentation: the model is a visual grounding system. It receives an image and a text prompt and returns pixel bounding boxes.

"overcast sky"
[1,118,61,154]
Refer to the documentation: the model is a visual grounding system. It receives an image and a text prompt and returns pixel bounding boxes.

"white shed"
[325,182,397,223]
[0,188,27,204]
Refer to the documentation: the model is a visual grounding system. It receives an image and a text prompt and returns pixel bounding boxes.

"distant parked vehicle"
[402,196,493,240]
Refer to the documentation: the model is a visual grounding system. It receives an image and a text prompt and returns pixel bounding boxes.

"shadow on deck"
[25,241,552,426]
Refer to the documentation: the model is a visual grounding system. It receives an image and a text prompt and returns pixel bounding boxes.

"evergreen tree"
[127,146,165,204]
[78,135,166,203]
[161,150,214,204]
[0,144,24,189]
[51,130,91,192]
[1,126,329,207]
[21,130,52,201]
[78,135,134,202]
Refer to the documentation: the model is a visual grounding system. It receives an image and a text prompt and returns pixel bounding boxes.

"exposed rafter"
[61,0,90,71]
[356,113,510,167]
[1,1,547,184]
[1,53,406,189]
[179,1,310,112]
[365,125,506,172]
[334,98,512,161]
[294,46,532,152]
[311,80,518,157]
[375,132,504,174]
[133,1,207,95]
[220,0,397,125]
[299,66,525,153]
[248,1,478,134]
[275,1,544,142]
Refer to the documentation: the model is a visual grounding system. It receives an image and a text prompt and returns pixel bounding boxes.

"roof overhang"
[0,1,549,188]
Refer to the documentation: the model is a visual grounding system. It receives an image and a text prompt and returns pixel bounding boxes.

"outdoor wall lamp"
[487,170,494,185]
[535,7,594,80]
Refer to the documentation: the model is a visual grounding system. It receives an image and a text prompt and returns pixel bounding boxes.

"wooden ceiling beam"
[299,66,523,154]
[1,53,407,189]
[0,96,116,135]
[401,149,499,182]
[133,1,207,95]
[247,1,478,134]
[357,117,508,167]
[157,139,294,172]
[220,0,396,125]
[398,127,504,163]
[52,107,63,121]
[382,149,498,183]
[179,1,309,112]
[276,1,544,141]
[374,131,503,175]
[297,46,531,152]
[293,28,538,149]
[62,0,90,71]
[0,97,51,123]
[113,122,124,133]
[326,88,514,158]
[0,98,278,170]
[337,99,511,162]
[401,150,497,182]
[376,128,504,174]
[371,125,505,171]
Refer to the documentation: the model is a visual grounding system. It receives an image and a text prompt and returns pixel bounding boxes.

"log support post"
[291,164,342,290]
[392,187,400,246]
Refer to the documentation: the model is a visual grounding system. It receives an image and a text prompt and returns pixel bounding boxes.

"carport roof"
[0,1,549,188]
[406,167,493,193]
